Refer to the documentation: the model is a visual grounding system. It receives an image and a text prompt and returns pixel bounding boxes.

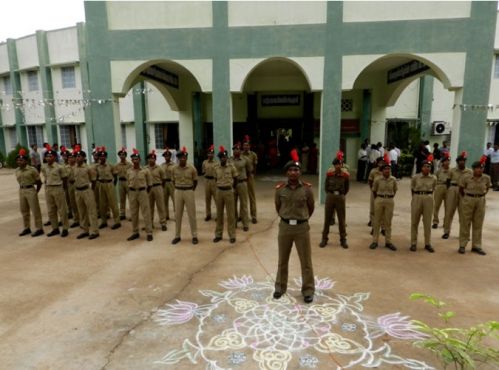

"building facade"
[1,1,498,200]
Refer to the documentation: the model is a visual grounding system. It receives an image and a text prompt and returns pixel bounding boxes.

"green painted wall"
[7,39,27,147]
[77,22,95,149]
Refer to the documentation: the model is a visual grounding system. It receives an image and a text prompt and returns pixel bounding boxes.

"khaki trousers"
[247,175,257,219]
[45,186,69,230]
[99,182,120,224]
[275,221,315,297]
[215,188,236,238]
[118,180,128,217]
[68,183,79,222]
[459,195,486,248]
[129,189,152,235]
[163,181,175,219]
[443,186,461,234]
[432,184,447,225]
[205,179,216,217]
[19,188,42,230]
[75,188,98,235]
[411,194,433,245]
[235,181,250,228]
[322,193,346,241]
[373,197,394,244]
[149,185,166,226]
[174,189,197,238]
[94,182,100,216]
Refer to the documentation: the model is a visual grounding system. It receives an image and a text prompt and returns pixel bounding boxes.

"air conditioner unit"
[432,121,451,135]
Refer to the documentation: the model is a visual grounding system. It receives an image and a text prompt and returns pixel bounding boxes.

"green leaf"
[439,311,455,322]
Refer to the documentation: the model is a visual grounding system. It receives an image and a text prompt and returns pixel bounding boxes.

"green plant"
[410,293,499,370]
[398,151,415,177]
[6,144,30,168]
[0,150,5,166]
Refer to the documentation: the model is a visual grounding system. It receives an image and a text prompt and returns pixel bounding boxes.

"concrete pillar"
[449,89,463,161]
[179,94,194,156]
[192,92,203,168]
[6,39,27,147]
[370,90,387,145]
[418,76,434,141]
[133,82,148,158]
[360,89,371,142]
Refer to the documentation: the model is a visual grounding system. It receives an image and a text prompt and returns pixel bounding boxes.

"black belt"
[175,186,193,190]
[437,183,447,185]
[238,178,248,182]
[119,177,127,181]
[377,194,394,198]
[76,185,89,191]
[327,190,344,195]
[20,185,34,189]
[165,179,172,182]
[281,218,307,225]
[69,181,75,184]
[46,184,62,187]
[217,186,232,191]
[205,176,215,179]
[414,191,433,195]
[450,183,458,186]
[465,193,485,198]
[99,179,113,183]
[129,187,146,191]
[152,183,162,187]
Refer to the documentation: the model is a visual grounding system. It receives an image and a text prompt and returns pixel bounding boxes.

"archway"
[236,57,315,171]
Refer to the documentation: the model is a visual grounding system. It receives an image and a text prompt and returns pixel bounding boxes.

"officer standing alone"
[273,149,315,304]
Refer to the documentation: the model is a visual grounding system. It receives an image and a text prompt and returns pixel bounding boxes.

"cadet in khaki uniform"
[320,152,349,249]
[231,143,251,231]
[91,149,101,216]
[115,147,132,220]
[432,153,451,229]
[410,157,437,252]
[66,151,80,228]
[370,163,398,251]
[274,149,315,304]
[127,149,153,241]
[242,136,258,224]
[60,147,75,221]
[147,150,167,231]
[442,152,472,239]
[73,147,99,239]
[213,146,238,243]
[368,157,386,227]
[96,148,121,230]
[41,148,69,237]
[171,147,199,245]
[161,149,175,220]
[202,145,217,221]
[458,158,491,255]
[15,148,44,237]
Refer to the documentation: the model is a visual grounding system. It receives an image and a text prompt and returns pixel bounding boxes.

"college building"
[1,1,499,199]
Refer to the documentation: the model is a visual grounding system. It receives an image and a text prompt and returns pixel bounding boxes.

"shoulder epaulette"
[302,181,312,187]
[275,182,286,189]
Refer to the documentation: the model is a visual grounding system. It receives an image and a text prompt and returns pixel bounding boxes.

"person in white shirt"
[490,144,499,190]
[484,142,493,175]
[357,143,368,181]
[388,144,399,178]
[377,142,385,157]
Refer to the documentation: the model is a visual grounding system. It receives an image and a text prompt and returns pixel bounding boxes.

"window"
[59,125,80,148]
[7,127,17,150]
[121,125,127,147]
[26,126,44,147]
[27,70,39,91]
[61,66,76,88]
[341,99,353,112]
[154,123,179,149]
[3,76,12,94]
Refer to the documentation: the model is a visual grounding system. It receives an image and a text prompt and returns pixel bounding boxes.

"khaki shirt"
[172,164,198,187]
[242,150,258,175]
[373,175,397,196]
[74,164,96,187]
[202,159,217,178]
[127,167,151,189]
[66,164,76,183]
[368,168,384,187]
[41,162,67,185]
[16,165,40,186]
[230,157,250,180]
[275,181,314,220]
[411,173,437,192]
[147,165,166,185]
[115,161,132,179]
[161,161,175,180]
[460,174,492,195]
[96,163,116,181]
[449,167,472,185]
[324,167,349,194]
[215,163,238,187]
[435,167,451,185]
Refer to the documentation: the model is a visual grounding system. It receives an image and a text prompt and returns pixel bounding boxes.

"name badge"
[289,219,297,225]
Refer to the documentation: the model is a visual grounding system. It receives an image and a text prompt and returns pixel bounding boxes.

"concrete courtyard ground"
[0,168,497,370]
